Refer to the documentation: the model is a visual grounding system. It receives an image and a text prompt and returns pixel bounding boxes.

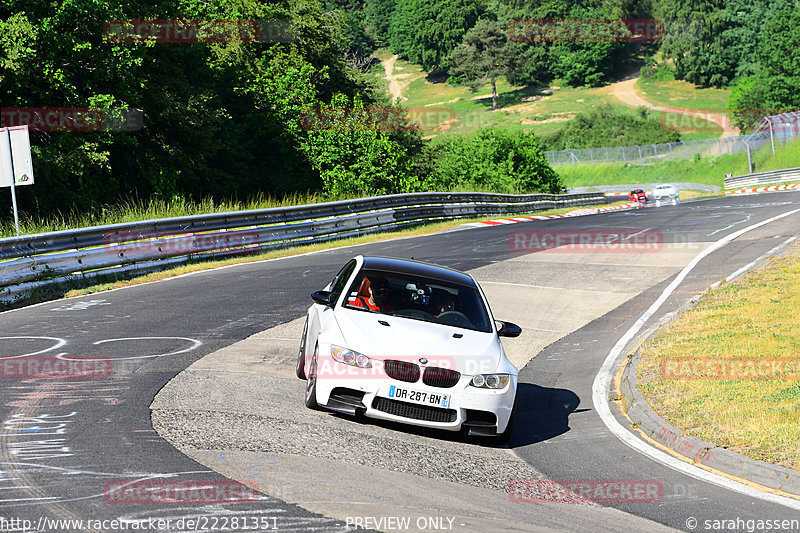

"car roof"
[360,256,476,286]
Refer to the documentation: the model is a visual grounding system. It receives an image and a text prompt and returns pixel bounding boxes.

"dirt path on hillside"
[607,77,739,137]
[382,54,426,103]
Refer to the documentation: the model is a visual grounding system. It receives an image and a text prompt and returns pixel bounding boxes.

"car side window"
[329,260,357,306]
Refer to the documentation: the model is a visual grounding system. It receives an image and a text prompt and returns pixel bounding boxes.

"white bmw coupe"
[296,255,521,442]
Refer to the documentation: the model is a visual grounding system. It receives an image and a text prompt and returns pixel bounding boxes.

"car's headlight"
[470,374,510,389]
[331,345,371,368]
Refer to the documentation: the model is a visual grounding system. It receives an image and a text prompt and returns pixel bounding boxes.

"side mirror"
[311,290,333,306]
[496,321,522,338]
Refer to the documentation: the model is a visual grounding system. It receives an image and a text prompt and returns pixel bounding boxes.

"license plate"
[386,385,450,408]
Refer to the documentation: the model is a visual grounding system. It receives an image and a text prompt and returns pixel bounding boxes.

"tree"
[655,0,795,87]
[727,4,800,129]
[0,0,400,223]
[448,19,515,110]
[364,0,395,45]
[301,94,419,197]
[388,0,482,71]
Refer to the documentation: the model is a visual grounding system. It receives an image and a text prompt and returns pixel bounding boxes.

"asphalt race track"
[1,191,799,532]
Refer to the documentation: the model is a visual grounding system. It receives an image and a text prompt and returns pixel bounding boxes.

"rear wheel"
[304,345,321,410]
[295,318,309,379]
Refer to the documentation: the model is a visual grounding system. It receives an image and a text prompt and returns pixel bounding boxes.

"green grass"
[636,243,800,472]
[558,137,800,189]
[0,192,337,238]
[636,77,731,113]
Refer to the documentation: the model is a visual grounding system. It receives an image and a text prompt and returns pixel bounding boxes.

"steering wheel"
[436,311,472,328]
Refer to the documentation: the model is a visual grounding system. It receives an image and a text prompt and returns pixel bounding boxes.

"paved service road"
[1,192,799,532]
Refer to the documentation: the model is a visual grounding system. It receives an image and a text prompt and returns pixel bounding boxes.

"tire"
[304,345,321,410]
[296,317,309,380]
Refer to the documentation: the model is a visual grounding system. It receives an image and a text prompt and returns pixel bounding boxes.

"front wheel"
[304,345,321,410]
[296,318,309,379]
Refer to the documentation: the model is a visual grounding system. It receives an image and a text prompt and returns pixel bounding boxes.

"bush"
[544,105,681,150]
[301,94,418,197]
[422,128,563,193]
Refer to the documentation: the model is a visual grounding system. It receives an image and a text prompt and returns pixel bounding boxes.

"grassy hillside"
[370,52,725,141]
[636,77,731,113]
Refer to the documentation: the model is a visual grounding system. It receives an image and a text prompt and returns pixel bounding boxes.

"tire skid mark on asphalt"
[0,336,202,509]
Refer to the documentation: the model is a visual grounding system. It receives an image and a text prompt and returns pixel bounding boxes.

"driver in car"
[349,276,396,312]
[434,297,456,316]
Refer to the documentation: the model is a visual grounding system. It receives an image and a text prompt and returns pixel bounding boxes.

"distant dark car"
[629,189,648,204]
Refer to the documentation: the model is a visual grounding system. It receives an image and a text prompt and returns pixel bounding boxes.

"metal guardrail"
[0,191,606,300]
[724,167,800,189]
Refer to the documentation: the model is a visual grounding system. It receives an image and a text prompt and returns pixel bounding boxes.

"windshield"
[342,269,493,333]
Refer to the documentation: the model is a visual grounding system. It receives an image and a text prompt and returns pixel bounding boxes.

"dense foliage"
[0,0,387,219]
[4,0,800,226]
[423,128,563,194]
[544,105,681,150]
[388,0,482,71]
[656,0,796,88]
[0,0,563,224]
[726,4,800,129]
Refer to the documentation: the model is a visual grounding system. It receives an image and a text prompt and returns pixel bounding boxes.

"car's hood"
[334,310,503,374]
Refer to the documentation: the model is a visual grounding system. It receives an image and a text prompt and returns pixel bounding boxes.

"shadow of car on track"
[507,383,582,448]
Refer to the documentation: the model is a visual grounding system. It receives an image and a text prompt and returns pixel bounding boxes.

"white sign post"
[0,125,35,235]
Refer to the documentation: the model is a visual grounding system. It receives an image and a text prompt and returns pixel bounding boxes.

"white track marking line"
[593,207,800,510]
[90,337,203,360]
[710,236,798,289]
[0,337,67,359]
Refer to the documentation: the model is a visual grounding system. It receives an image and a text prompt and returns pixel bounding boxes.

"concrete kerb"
[619,306,800,498]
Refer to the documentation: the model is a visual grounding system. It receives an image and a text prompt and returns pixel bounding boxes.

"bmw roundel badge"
[419,357,428,365]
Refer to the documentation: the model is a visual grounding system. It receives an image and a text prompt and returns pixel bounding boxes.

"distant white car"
[653,184,680,205]
[296,255,521,442]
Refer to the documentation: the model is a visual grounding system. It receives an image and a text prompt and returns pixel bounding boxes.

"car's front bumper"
[315,369,517,435]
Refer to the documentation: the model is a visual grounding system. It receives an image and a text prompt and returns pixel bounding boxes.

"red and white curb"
[724,183,800,194]
[463,202,640,227]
